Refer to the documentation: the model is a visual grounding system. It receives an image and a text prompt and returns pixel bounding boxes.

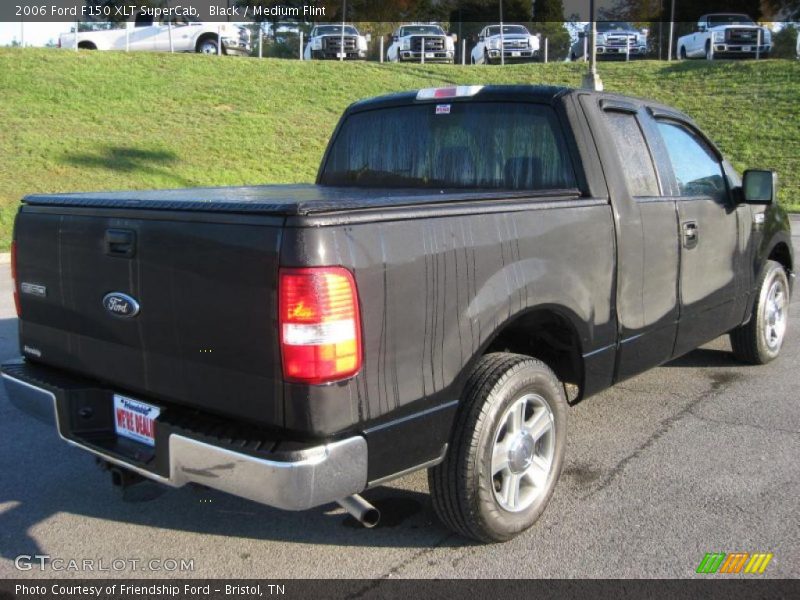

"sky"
[0,22,69,46]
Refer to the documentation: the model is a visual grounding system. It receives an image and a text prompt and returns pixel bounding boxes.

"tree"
[770,23,799,57]
[533,0,571,60]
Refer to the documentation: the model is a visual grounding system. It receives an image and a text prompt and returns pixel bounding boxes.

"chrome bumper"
[2,372,368,511]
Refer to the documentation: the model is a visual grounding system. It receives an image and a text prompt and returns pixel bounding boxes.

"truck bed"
[23,185,562,216]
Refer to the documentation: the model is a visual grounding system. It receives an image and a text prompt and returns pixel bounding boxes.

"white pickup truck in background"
[303,24,370,60]
[677,13,771,60]
[471,24,540,64]
[386,23,456,63]
[59,14,251,55]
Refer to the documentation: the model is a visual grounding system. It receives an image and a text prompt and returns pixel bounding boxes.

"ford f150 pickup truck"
[678,13,771,60]
[3,85,793,542]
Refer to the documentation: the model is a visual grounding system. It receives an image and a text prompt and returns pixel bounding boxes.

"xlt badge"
[102,292,140,318]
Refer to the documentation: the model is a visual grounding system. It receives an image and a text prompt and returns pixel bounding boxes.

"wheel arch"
[477,305,587,403]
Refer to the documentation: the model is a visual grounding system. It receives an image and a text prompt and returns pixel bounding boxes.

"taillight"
[279,267,362,384]
[10,241,20,317]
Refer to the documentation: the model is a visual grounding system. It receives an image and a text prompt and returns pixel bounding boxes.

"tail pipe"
[337,495,380,528]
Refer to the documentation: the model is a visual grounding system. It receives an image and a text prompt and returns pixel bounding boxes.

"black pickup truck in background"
[3,85,793,542]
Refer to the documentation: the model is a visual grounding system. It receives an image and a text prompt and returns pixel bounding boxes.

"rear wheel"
[730,260,790,364]
[428,353,567,543]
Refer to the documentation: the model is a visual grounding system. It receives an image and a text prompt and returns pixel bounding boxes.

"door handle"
[104,229,136,258]
[682,221,698,249]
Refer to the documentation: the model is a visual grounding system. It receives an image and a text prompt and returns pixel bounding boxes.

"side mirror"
[742,169,777,204]
[698,25,706,32]
[578,31,586,39]
[478,35,484,42]
[365,33,371,43]
[392,35,399,42]
[450,33,458,43]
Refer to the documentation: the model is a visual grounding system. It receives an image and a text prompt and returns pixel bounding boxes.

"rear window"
[320,102,578,191]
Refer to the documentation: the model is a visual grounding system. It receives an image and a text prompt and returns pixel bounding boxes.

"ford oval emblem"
[102,292,140,318]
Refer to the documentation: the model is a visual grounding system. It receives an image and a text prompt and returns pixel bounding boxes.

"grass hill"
[1,49,798,248]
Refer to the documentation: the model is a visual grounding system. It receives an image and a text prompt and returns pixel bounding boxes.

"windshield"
[486,25,530,36]
[707,14,755,26]
[321,102,577,191]
[400,25,445,36]
[314,25,358,36]
[596,22,635,32]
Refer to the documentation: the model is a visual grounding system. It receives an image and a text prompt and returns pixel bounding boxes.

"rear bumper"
[1,360,367,511]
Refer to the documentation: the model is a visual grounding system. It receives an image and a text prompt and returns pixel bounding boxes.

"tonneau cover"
[23,185,562,215]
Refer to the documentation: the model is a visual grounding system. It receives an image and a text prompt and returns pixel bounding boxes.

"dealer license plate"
[512,51,521,57]
[425,52,435,58]
[742,46,752,52]
[114,394,160,446]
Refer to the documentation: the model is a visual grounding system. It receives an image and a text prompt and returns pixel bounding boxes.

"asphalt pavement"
[0,222,798,580]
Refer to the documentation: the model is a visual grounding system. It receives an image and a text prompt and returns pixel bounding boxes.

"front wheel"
[428,353,567,543]
[197,38,219,55]
[730,260,790,364]
[705,41,714,60]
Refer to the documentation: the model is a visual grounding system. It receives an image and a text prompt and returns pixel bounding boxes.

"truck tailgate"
[13,209,284,428]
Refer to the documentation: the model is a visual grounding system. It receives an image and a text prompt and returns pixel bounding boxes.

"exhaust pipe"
[337,495,380,528]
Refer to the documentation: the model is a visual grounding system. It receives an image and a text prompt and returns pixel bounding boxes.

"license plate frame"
[113,394,160,447]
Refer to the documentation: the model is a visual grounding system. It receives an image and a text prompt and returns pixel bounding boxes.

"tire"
[197,37,219,55]
[428,353,567,543]
[705,41,714,60]
[484,50,493,65]
[680,46,687,60]
[730,260,790,364]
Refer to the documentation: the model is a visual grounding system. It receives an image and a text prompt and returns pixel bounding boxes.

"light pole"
[340,0,346,62]
[499,0,504,66]
[581,0,603,90]
[668,0,675,61]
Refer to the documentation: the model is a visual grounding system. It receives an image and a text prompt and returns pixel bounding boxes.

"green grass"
[1,49,799,248]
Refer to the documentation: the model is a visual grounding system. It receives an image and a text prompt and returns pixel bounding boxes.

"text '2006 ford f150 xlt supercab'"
[3,85,793,542]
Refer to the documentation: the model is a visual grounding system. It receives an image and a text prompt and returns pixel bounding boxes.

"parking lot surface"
[0,222,798,579]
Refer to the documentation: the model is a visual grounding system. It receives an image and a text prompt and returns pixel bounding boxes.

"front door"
[655,120,742,356]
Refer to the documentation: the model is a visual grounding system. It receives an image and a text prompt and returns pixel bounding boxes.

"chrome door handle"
[683,221,698,249]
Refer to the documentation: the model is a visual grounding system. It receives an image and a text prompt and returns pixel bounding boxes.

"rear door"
[599,100,680,380]
[653,118,745,356]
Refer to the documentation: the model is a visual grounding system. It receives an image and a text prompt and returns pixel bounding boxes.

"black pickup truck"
[3,85,793,542]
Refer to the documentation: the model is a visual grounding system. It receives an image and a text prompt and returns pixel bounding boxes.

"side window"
[657,121,727,201]
[604,111,660,197]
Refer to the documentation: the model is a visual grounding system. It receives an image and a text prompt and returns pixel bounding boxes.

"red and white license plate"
[114,394,160,446]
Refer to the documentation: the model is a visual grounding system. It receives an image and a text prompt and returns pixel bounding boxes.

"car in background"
[570,21,647,61]
[677,14,771,60]
[58,13,250,55]
[386,23,456,63]
[471,24,540,64]
[303,24,370,60]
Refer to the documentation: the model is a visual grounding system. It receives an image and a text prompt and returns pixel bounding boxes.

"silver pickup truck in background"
[678,13,771,60]
[59,14,251,55]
